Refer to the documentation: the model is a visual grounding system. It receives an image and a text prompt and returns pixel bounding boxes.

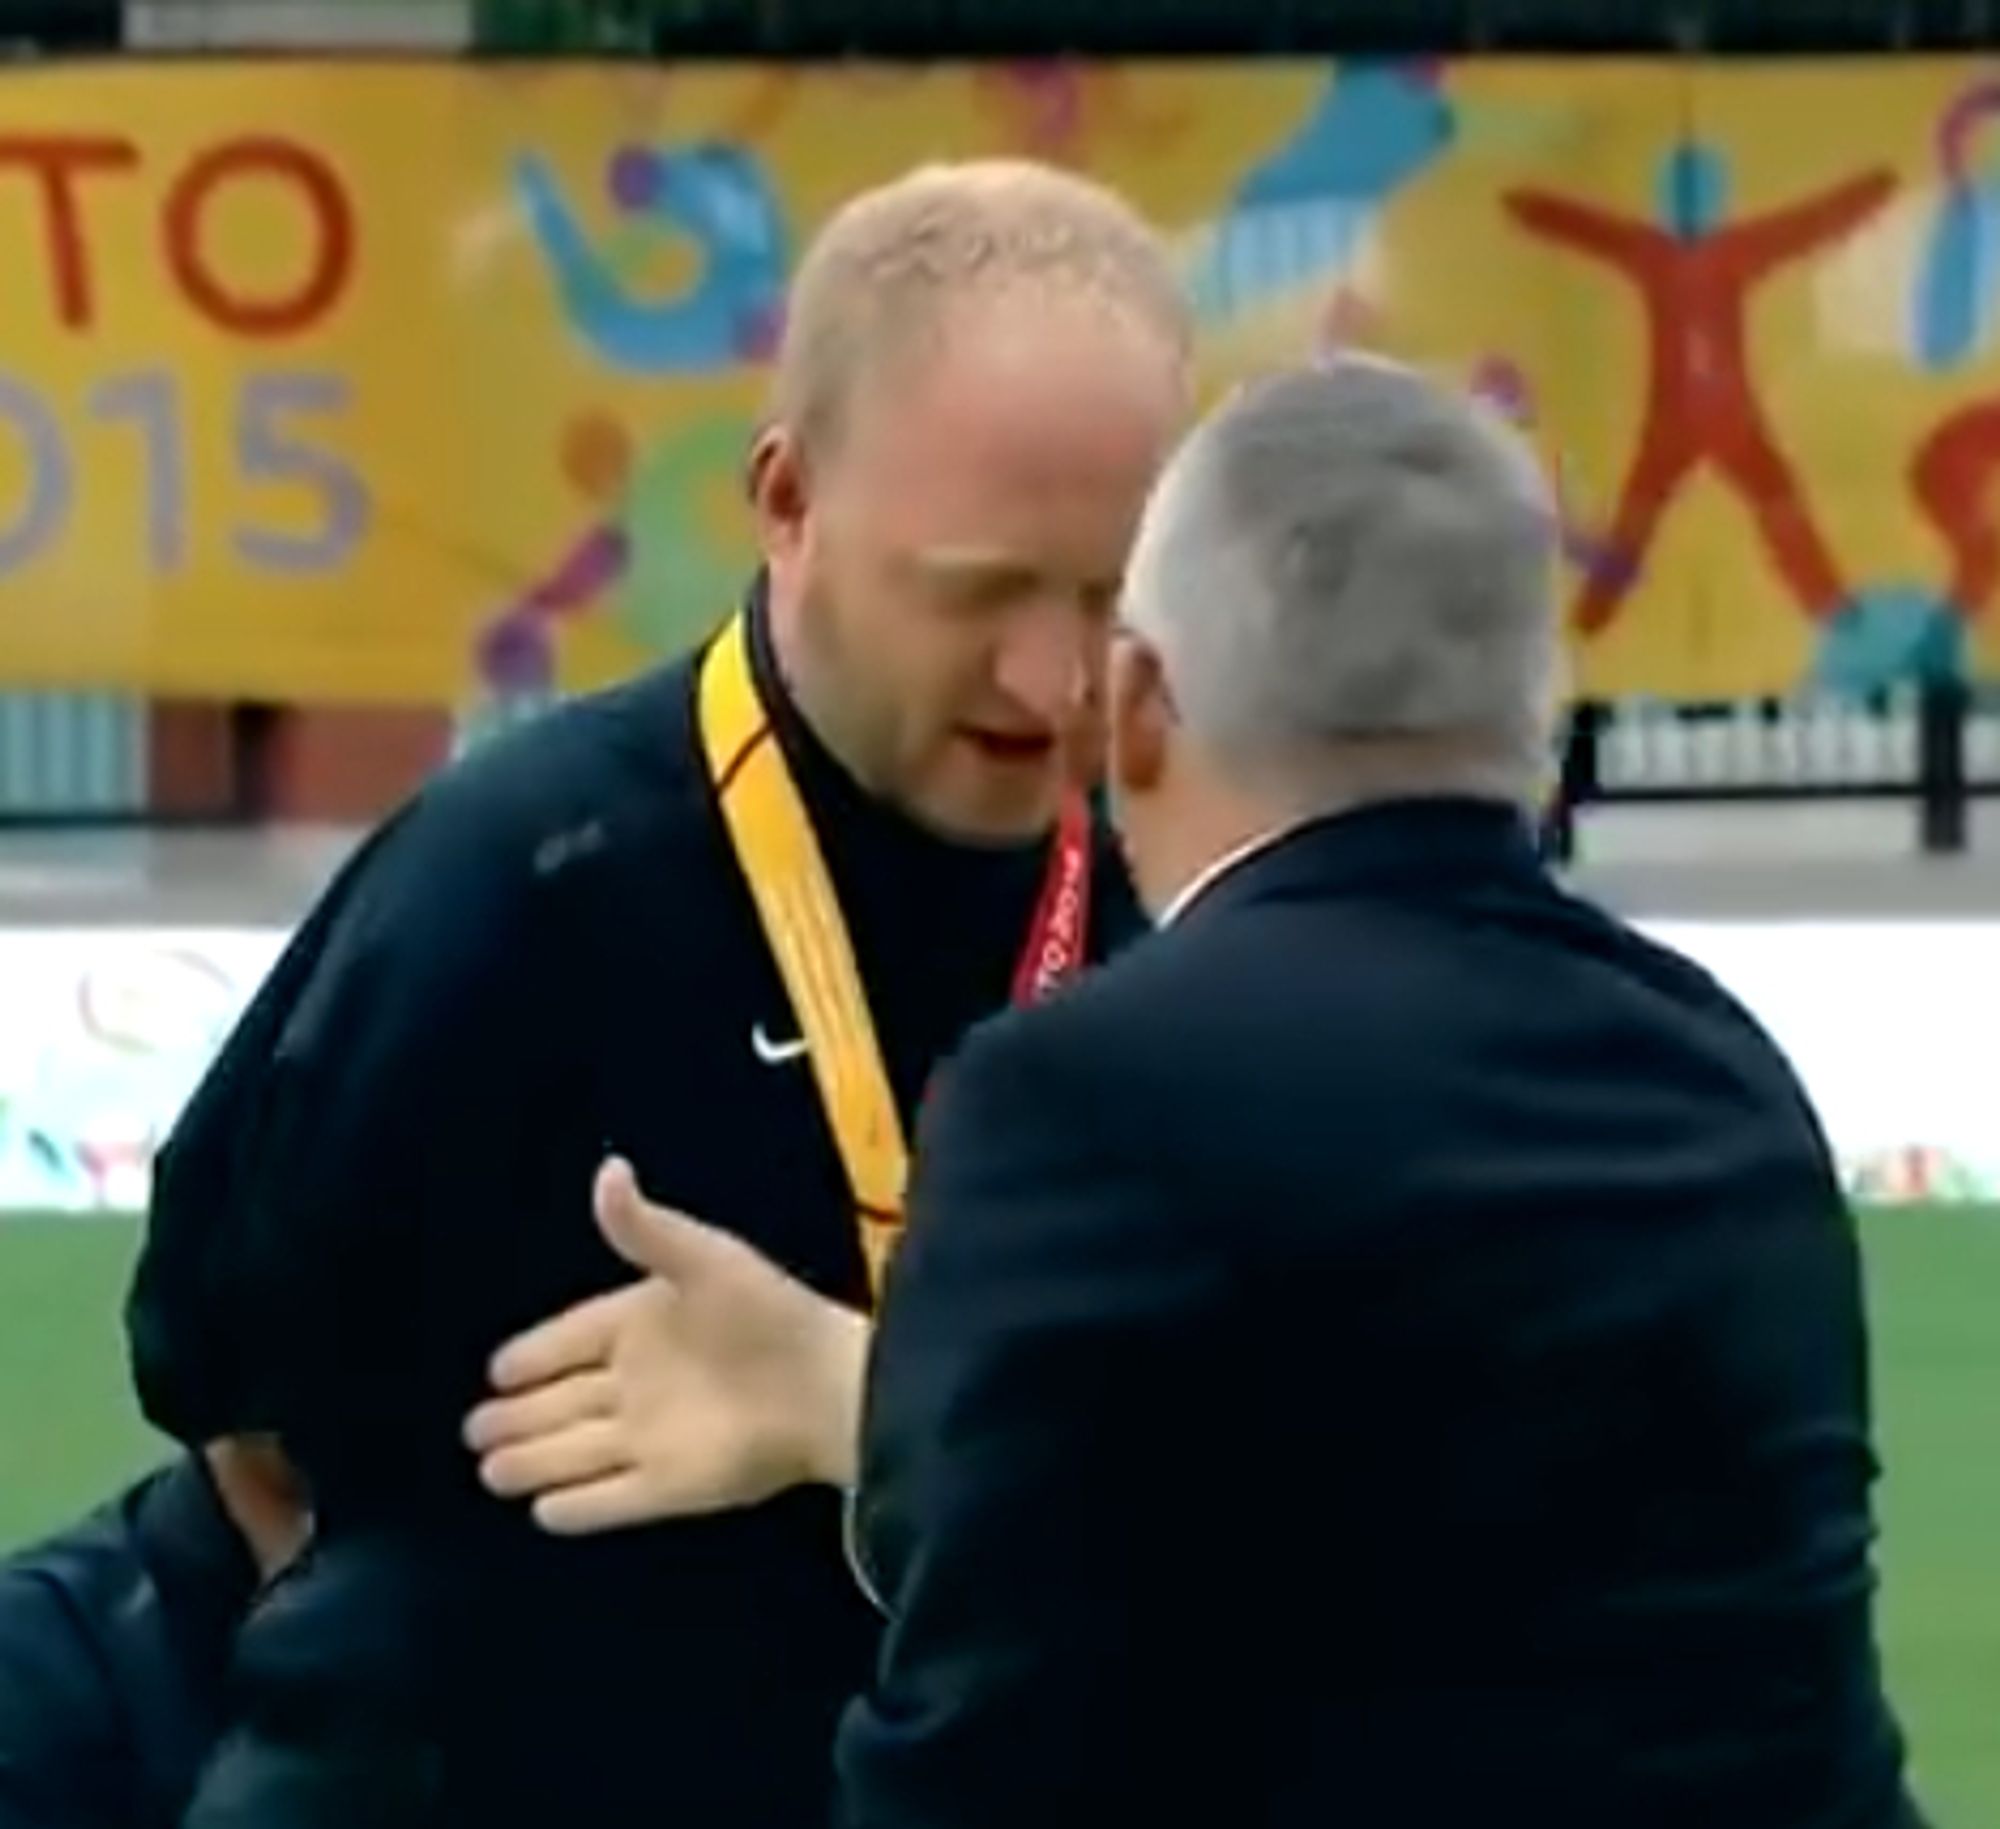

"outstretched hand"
[464,1158,869,1533]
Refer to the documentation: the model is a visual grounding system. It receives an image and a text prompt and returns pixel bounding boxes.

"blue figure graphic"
[1813,581,1968,699]
[1656,139,1731,240]
[1913,187,1995,370]
[1914,81,2000,372]
[515,140,789,374]
[1189,61,1456,324]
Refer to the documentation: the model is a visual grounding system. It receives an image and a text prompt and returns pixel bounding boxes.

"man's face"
[756,297,1186,843]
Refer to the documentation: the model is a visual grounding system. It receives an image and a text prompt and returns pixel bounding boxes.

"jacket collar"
[1156,829,1285,928]
[1167,795,1547,932]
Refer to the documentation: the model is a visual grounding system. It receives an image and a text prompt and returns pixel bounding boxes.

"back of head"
[1122,353,1563,811]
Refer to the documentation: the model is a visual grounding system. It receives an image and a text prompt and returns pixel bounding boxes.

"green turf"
[1862,1207,2000,1829]
[0,1209,1994,1820]
[0,1217,166,1551]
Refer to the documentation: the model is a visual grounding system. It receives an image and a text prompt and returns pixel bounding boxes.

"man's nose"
[992,599,1095,727]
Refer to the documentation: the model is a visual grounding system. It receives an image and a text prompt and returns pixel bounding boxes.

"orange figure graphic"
[1911,397,2000,617]
[1505,143,1895,634]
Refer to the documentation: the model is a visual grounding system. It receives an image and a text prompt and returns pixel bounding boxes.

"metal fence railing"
[2,683,1995,834]
[1543,686,2000,860]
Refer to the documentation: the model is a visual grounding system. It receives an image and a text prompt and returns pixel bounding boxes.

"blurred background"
[0,1,1994,1820]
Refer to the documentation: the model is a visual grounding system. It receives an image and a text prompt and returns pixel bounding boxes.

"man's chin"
[903,774,1065,850]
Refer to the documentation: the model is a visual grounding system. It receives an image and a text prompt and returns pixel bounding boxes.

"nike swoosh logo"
[751,1023,810,1066]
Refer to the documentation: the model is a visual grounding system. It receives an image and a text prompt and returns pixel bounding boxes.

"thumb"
[594,1157,728,1284]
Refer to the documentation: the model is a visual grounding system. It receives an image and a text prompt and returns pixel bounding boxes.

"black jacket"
[127,601,1142,1827]
[838,798,1924,1829]
[0,1458,255,1828]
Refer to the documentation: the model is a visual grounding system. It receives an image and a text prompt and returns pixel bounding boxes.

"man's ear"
[1107,631,1174,797]
[747,423,811,566]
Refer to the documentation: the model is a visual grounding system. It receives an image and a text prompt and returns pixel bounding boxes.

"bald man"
[128,161,1187,1826]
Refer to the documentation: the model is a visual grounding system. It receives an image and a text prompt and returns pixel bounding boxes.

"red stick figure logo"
[1504,142,1895,636]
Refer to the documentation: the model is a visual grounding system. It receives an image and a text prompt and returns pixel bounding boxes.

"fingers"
[488,1287,630,1394]
[533,1472,683,1537]
[477,1419,632,1502]
[526,1466,746,1534]
[464,1369,618,1456]
[596,1158,744,1285]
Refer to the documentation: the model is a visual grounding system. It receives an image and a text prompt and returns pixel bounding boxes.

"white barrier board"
[0,920,1992,1213]
[0,928,286,1212]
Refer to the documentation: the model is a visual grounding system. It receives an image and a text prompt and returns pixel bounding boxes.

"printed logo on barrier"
[0,932,281,1214]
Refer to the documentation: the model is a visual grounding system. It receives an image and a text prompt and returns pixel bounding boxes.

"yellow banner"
[0,58,1997,704]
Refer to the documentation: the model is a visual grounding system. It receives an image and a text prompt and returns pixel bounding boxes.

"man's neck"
[1132,767,1294,926]
[761,580,864,787]
[1154,816,1286,927]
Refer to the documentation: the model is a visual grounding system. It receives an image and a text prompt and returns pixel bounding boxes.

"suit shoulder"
[1569,899,1835,1112]
[1577,898,1778,1033]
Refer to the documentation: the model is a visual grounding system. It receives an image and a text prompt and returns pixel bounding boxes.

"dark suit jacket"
[835,797,1922,1829]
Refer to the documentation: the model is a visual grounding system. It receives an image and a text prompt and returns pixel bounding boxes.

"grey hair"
[1121,354,1565,807]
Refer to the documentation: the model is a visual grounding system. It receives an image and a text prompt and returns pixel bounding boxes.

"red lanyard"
[1011,790,1094,1007]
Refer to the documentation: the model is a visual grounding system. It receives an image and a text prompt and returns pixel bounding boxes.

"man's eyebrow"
[910,550,1125,601]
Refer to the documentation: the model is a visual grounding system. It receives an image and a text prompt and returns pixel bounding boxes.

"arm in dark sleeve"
[128,788,580,1509]
[129,781,605,1825]
[833,1011,1240,1829]
[127,816,409,1447]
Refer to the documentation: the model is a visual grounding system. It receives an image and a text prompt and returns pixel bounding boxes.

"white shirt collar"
[1156,828,1286,929]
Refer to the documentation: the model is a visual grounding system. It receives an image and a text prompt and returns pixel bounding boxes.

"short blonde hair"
[775,160,1191,455]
